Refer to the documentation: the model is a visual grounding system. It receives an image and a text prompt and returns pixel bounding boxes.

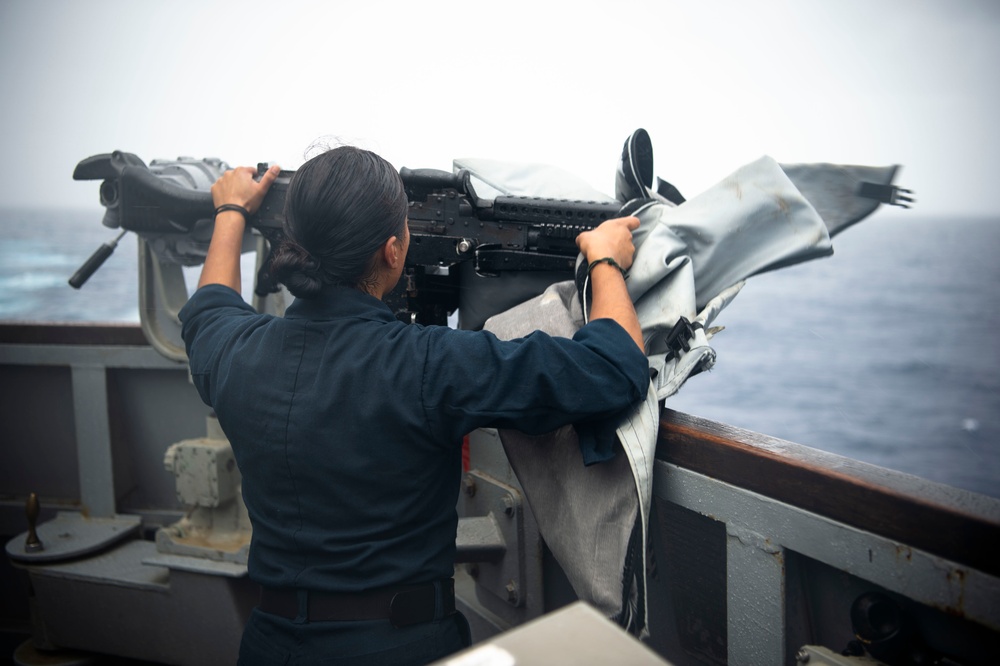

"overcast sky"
[1,0,998,217]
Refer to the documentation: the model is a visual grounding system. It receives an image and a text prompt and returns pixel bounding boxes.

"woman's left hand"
[211,165,281,214]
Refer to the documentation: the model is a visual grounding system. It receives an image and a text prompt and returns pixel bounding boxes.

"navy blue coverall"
[180,283,648,665]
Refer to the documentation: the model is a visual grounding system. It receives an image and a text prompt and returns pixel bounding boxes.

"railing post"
[71,364,116,518]
[726,523,787,665]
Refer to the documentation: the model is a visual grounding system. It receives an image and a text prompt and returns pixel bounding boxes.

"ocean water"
[1,208,999,499]
[0,208,142,322]
[665,214,1000,499]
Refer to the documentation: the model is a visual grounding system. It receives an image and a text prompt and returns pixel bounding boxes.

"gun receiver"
[72,152,623,325]
[258,166,621,273]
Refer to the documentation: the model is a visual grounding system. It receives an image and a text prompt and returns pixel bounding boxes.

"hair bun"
[268,240,325,299]
[294,245,321,277]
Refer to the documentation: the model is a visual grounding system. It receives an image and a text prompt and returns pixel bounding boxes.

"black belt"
[258,579,455,628]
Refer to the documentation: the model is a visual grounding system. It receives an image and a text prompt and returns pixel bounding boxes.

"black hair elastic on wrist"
[587,256,627,278]
[214,204,250,220]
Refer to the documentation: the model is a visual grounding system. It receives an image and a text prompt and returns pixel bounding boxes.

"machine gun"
[71,151,624,327]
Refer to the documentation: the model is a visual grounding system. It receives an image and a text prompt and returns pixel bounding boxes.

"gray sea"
[1,208,998,499]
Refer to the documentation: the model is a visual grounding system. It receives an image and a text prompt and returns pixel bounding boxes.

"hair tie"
[214,203,250,220]
[587,257,627,278]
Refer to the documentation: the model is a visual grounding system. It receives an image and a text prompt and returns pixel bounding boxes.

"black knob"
[24,492,44,553]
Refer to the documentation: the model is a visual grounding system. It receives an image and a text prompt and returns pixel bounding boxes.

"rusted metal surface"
[657,408,1000,578]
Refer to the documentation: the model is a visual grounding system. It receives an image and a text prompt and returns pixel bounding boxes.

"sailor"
[179,144,648,665]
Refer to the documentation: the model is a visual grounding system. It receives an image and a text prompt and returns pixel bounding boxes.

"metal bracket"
[137,238,188,362]
[457,470,526,607]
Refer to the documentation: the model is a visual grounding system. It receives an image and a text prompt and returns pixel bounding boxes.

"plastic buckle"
[663,316,700,360]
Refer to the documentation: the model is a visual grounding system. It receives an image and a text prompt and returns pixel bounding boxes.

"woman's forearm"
[587,262,644,352]
[198,211,246,291]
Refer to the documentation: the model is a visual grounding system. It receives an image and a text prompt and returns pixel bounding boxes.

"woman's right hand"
[575,216,640,270]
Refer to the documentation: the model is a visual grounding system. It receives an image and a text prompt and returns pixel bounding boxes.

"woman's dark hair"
[267,146,408,298]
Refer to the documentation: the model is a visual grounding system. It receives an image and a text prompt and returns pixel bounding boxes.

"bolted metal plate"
[5,511,141,563]
[459,470,525,607]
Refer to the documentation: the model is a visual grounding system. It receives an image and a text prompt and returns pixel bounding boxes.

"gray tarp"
[459,140,904,635]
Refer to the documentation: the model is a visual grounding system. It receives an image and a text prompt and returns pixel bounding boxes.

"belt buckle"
[389,586,435,628]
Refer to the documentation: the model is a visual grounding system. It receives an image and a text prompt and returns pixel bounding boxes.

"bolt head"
[505,579,518,604]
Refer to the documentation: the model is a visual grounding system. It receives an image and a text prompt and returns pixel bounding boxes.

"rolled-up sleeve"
[179,284,258,406]
[419,318,649,444]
